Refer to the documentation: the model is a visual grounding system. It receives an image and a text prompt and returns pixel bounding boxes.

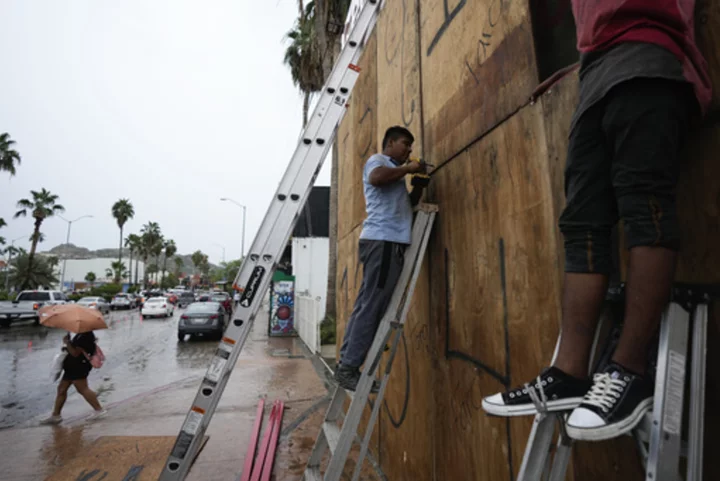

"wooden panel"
[376,0,423,158]
[374,3,435,479]
[429,105,560,481]
[335,224,363,360]
[337,114,356,242]
[419,0,537,167]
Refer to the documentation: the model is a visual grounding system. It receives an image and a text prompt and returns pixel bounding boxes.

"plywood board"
[337,114,356,241]
[419,0,537,167]
[336,224,363,361]
[376,0,424,158]
[429,105,560,481]
[45,436,206,481]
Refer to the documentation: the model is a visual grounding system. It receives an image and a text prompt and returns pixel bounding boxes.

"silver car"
[76,296,111,315]
[110,293,136,310]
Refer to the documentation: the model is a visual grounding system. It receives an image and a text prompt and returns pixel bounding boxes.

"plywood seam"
[338,220,365,243]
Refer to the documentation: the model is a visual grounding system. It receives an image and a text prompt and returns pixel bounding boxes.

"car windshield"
[211,296,227,302]
[79,297,99,302]
[186,303,220,313]
[17,292,51,301]
[114,295,128,299]
[146,298,165,304]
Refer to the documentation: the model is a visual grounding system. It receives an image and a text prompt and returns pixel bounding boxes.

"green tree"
[161,239,177,287]
[111,260,127,282]
[162,272,179,290]
[140,222,162,286]
[191,250,204,275]
[111,199,134,281]
[14,189,65,289]
[284,1,325,127]
[125,233,142,285]
[0,133,21,176]
[174,256,184,277]
[8,253,58,290]
[85,271,97,287]
[0,217,6,246]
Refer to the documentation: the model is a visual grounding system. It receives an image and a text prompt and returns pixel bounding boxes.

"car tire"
[178,332,186,342]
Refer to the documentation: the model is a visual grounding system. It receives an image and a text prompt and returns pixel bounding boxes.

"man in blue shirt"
[335,126,427,391]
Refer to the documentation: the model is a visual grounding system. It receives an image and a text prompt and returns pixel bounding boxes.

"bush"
[90,283,123,302]
[0,291,9,301]
[320,315,336,345]
[68,293,83,302]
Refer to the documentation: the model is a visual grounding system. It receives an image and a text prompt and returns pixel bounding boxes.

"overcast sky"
[0,0,329,265]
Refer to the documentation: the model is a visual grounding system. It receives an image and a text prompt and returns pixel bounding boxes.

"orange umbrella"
[39,304,108,333]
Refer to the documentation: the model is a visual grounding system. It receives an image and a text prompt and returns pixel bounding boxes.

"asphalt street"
[0,306,220,429]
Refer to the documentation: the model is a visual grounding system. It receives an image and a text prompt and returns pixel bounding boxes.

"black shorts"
[558,78,693,274]
[62,367,91,381]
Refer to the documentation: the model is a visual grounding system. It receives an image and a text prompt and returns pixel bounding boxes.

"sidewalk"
[0,306,335,481]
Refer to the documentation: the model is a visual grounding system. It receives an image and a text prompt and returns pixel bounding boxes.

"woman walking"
[41,332,106,424]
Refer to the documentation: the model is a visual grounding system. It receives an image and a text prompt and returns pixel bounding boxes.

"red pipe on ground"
[249,400,280,481]
[239,398,265,481]
[260,400,285,481]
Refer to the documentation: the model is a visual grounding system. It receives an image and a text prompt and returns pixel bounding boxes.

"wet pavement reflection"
[0,306,219,429]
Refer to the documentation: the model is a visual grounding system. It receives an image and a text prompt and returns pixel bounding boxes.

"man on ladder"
[482,0,710,441]
[334,125,427,392]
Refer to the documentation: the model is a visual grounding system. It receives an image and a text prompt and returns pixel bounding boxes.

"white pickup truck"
[0,290,69,327]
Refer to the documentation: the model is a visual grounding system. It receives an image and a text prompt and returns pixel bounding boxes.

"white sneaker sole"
[482,397,584,417]
[566,397,653,441]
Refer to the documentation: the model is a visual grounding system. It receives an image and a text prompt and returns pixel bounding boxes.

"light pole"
[4,235,28,292]
[58,214,93,291]
[213,243,226,264]
[219,197,247,259]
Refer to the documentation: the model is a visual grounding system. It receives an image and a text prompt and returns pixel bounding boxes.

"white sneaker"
[40,414,62,425]
[88,409,107,420]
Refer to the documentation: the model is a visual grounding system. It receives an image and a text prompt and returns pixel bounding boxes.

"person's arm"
[63,334,82,357]
[368,164,414,186]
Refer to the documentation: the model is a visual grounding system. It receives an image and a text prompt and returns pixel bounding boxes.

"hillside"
[42,243,219,273]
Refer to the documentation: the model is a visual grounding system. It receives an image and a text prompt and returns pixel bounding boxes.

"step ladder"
[517,284,708,481]
[157,2,383,480]
[303,203,438,481]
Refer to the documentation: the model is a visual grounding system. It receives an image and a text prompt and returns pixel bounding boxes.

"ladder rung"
[323,421,342,454]
[304,466,322,481]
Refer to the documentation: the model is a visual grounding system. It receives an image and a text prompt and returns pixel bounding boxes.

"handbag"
[82,343,105,369]
[50,350,67,382]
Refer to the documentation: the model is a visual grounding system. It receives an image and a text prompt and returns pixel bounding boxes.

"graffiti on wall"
[270,280,296,335]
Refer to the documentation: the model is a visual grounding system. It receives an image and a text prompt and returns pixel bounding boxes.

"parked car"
[110,293,136,310]
[0,290,69,327]
[76,296,111,315]
[176,291,196,308]
[141,297,174,318]
[210,293,232,314]
[178,301,227,341]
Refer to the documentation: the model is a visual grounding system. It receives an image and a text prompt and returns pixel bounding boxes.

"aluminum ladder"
[157,1,383,479]
[303,203,438,481]
[517,284,708,481]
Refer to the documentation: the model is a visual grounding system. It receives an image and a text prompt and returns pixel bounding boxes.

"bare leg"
[52,380,72,416]
[72,379,103,411]
[612,246,676,374]
[552,272,609,379]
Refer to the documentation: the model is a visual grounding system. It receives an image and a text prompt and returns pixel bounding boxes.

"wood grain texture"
[419,0,537,168]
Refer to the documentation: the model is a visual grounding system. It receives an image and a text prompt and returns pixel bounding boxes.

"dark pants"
[340,240,405,367]
[559,78,693,274]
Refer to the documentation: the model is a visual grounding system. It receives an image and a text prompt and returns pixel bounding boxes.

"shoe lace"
[523,375,548,414]
[583,373,627,413]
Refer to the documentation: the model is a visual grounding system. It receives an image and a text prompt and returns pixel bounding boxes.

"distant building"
[52,257,146,291]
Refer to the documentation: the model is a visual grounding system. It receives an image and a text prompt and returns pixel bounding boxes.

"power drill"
[409,157,431,187]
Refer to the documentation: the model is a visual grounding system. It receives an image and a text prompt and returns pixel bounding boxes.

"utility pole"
[219,198,247,259]
[58,214,93,291]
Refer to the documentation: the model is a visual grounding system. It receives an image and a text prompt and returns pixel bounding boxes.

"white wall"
[292,237,329,319]
[292,237,329,353]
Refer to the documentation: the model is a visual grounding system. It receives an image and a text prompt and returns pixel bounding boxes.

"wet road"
[0,306,221,429]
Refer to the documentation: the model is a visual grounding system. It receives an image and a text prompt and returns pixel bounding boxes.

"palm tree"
[174,256,184,277]
[111,199,134,281]
[0,133,21,176]
[0,217,6,246]
[85,271,96,287]
[111,261,126,283]
[191,250,204,275]
[140,222,162,286]
[161,240,177,287]
[9,253,57,290]
[125,234,142,285]
[14,189,65,288]
[284,1,325,127]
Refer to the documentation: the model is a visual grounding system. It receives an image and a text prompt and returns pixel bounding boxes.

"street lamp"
[4,235,28,292]
[58,214,93,291]
[219,197,247,259]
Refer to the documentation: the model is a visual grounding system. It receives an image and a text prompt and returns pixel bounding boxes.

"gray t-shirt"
[359,154,413,245]
[571,42,687,132]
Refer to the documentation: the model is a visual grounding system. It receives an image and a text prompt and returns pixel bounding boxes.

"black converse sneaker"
[482,366,592,416]
[566,362,654,441]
